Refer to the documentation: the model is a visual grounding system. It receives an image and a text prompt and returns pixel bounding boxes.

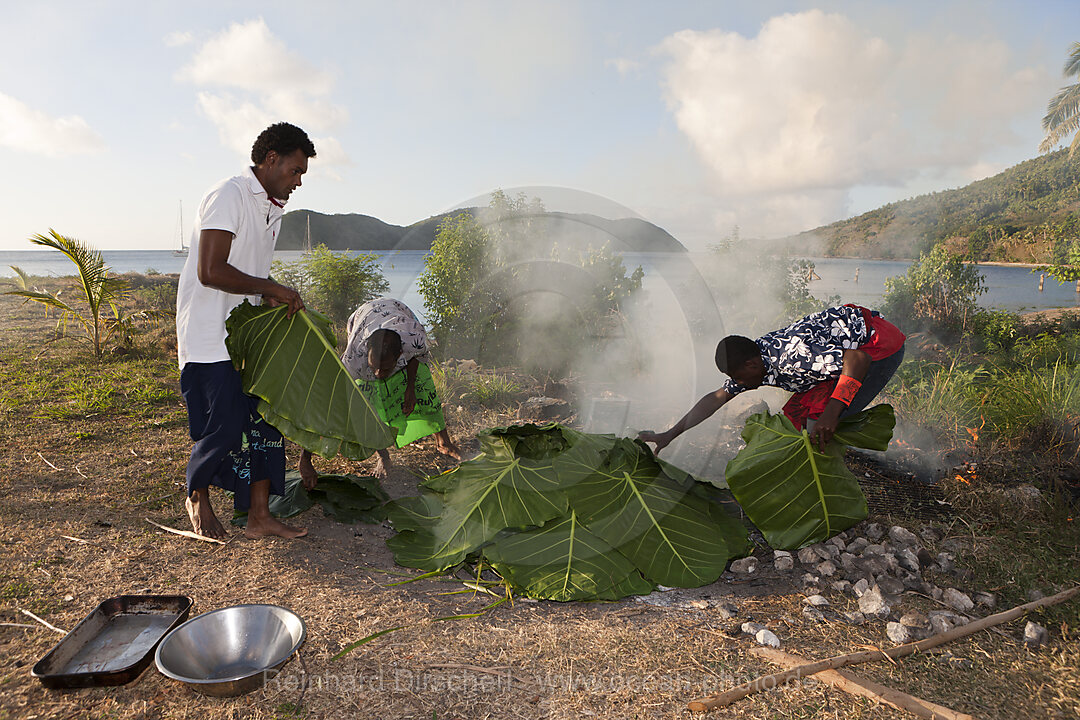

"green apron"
[355,362,446,448]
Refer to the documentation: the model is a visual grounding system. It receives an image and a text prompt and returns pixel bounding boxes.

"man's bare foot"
[434,431,463,461]
[372,450,391,480]
[186,492,228,540]
[244,514,307,539]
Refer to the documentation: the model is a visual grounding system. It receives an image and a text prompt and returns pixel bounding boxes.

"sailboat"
[173,201,188,257]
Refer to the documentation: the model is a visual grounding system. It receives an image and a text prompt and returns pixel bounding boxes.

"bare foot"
[186,492,228,540]
[434,430,462,461]
[244,514,308,539]
[372,450,391,480]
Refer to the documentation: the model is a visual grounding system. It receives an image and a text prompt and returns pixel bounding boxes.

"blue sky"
[1,1,1077,251]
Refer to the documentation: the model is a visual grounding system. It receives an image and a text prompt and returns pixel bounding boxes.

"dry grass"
[1,280,1078,720]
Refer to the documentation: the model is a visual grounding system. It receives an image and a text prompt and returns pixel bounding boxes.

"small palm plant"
[5,229,163,359]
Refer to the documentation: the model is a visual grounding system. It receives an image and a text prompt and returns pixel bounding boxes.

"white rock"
[876,576,906,596]
[929,610,969,634]
[831,580,852,594]
[943,588,974,613]
[730,557,759,575]
[842,611,866,625]
[852,578,870,597]
[899,611,930,631]
[863,543,886,556]
[797,547,819,565]
[827,536,847,551]
[816,560,838,577]
[864,522,885,541]
[802,606,826,622]
[1024,621,1049,647]
[716,603,739,620]
[935,553,956,574]
[773,550,792,559]
[800,573,822,589]
[741,621,766,635]
[846,537,870,555]
[889,525,919,546]
[774,555,794,572]
[858,587,892,618]
[886,622,914,644]
[974,592,997,609]
[897,548,921,573]
[805,594,830,607]
[755,628,781,648]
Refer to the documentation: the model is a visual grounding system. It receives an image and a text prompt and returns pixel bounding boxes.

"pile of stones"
[729,520,1051,649]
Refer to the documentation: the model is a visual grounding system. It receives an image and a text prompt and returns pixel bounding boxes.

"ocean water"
[2,249,1077,315]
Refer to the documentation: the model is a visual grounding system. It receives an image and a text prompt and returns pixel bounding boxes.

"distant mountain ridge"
[793,149,1080,262]
[277,208,688,253]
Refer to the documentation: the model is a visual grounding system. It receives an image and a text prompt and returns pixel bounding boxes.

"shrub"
[882,245,986,333]
[271,244,389,328]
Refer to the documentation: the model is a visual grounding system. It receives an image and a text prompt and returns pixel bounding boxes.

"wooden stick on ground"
[750,647,979,720]
[145,518,226,545]
[688,585,1079,713]
[20,609,67,635]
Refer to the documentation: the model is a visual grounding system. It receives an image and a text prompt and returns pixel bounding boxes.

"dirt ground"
[1,279,1078,720]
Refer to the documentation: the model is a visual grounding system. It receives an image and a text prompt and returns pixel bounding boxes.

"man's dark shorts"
[180,360,285,511]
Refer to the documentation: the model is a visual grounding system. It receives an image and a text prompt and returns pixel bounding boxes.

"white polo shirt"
[176,167,286,369]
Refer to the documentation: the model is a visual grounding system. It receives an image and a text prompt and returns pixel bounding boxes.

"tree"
[1040,41,1080,155]
[4,230,156,360]
[271,244,389,328]
[416,192,645,373]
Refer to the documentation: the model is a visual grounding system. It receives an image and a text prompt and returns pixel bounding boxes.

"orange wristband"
[831,375,862,406]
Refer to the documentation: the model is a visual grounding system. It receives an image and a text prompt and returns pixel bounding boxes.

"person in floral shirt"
[639,305,905,452]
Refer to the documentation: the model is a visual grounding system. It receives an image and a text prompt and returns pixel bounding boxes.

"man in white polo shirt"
[176,122,315,540]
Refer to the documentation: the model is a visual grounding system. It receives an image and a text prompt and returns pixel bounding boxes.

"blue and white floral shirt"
[722,305,873,397]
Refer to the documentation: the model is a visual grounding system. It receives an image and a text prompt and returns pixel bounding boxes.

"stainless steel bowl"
[154,604,305,697]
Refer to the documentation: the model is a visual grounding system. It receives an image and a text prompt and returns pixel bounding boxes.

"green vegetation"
[803,150,1080,262]
[416,191,644,374]
[1040,41,1080,155]
[271,243,389,328]
[5,230,168,359]
[882,244,987,332]
[705,227,840,331]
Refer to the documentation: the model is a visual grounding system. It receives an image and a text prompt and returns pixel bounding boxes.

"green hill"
[795,149,1080,262]
[276,208,687,253]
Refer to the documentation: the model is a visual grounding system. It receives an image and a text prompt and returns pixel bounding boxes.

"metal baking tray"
[32,595,193,689]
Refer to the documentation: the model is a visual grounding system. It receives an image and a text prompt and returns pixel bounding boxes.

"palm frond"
[1040,84,1080,153]
[8,265,31,291]
[1063,41,1080,78]
[4,288,80,316]
[29,229,111,313]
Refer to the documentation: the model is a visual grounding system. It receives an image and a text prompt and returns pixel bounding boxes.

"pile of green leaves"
[725,405,895,550]
[386,424,750,602]
[232,471,389,526]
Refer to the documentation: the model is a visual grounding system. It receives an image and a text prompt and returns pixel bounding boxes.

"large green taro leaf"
[225,302,396,460]
[483,511,654,601]
[725,411,876,550]
[834,404,896,451]
[309,474,389,524]
[385,441,568,571]
[556,438,739,588]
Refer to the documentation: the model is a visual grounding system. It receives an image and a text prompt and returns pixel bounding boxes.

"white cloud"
[0,92,104,157]
[658,10,1048,237]
[164,30,193,48]
[178,18,349,164]
[605,57,641,77]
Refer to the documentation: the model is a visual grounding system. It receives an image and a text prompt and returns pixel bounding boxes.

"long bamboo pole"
[687,585,1079,713]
